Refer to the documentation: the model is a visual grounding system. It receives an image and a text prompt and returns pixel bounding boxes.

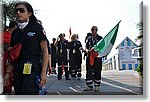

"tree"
[136,21,143,40]
[1,0,19,30]
[136,21,143,77]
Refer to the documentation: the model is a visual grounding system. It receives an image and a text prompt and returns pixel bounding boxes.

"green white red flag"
[90,21,121,65]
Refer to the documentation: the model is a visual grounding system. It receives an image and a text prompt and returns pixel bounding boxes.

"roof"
[116,37,138,49]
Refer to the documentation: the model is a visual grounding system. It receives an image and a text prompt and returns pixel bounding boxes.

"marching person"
[4,1,49,95]
[56,33,70,80]
[47,40,52,76]
[83,32,92,60]
[84,26,103,91]
[50,38,57,74]
[68,34,83,80]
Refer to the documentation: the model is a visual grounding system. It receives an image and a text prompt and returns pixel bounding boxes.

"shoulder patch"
[27,32,36,36]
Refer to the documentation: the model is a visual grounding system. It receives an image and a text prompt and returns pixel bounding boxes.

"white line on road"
[102,81,139,95]
[56,91,62,95]
[69,87,82,93]
[75,85,81,89]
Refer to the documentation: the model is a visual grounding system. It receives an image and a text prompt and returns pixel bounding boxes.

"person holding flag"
[84,26,103,91]
[84,21,121,91]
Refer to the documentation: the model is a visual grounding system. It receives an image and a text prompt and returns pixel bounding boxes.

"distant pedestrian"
[83,32,92,60]
[50,38,57,74]
[56,33,70,80]
[47,40,52,75]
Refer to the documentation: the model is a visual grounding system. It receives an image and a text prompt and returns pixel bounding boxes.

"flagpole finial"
[119,20,122,23]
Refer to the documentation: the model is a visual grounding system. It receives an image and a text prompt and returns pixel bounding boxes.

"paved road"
[45,66,143,95]
[0,65,143,95]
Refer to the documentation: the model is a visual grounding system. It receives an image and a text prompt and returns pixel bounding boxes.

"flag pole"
[69,26,72,40]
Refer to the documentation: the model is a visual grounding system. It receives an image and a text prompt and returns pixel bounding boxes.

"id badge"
[23,62,32,74]
[60,49,62,53]
[73,49,75,54]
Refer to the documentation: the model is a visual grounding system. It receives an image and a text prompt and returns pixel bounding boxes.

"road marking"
[75,85,81,89]
[69,87,82,93]
[102,81,139,95]
[56,91,62,95]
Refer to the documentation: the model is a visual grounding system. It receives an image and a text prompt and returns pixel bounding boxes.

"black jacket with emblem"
[10,22,47,73]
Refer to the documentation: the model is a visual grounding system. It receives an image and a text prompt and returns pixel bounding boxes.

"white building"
[103,37,139,71]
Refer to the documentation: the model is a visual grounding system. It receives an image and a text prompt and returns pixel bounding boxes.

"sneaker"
[83,87,93,91]
[94,86,100,92]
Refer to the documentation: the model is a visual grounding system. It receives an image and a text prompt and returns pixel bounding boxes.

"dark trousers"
[69,53,82,78]
[57,54,69,79]
[13,72,39,95]
[85,56,102,88]
[51,54,57,73]
[13,58,42,95]
[51,54,56,68]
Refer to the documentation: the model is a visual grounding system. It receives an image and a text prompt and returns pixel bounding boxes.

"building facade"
[103,37,139,71]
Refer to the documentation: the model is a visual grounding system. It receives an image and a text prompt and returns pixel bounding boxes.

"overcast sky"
[20,0,142,57]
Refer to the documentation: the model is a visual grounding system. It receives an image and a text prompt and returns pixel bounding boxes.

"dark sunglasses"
[15,8,26,13]
[92,29,98,31]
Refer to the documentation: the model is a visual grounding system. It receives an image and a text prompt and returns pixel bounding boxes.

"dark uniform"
[47,40,52,55]
[47,40,52,74]
[68,40,82,79]
[85,34,103,89]
[10,23,47,95]
[50,41,57,74]
[57,39,70,80]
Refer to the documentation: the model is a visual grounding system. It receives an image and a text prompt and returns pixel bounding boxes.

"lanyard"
[74,41,76,47]
[92,37,97,45]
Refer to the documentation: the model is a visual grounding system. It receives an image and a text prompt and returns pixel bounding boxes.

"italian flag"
[90,21,121,65]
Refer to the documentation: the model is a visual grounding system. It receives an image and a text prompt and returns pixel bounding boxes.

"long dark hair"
[15,1,38,24]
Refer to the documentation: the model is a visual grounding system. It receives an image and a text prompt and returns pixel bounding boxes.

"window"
[127,39,131,46]
[128,64,132,70]
[135,64,138,69]
[121,41,124,46]
[134,43,137,46]
[122,64,126,70]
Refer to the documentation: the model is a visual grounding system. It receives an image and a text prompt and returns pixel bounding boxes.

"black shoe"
[66,78,71,80]
[77,77,81,80]
[58,77,62,80]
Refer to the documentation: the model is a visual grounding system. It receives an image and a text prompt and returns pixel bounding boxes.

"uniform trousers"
[69,52,82,78]
[51,53,57,72]
[85,56,102,88]
[13,58,42,95]
[57,54,69,80]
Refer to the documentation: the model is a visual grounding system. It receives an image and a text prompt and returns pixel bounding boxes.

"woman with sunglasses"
[4,1,49,95]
